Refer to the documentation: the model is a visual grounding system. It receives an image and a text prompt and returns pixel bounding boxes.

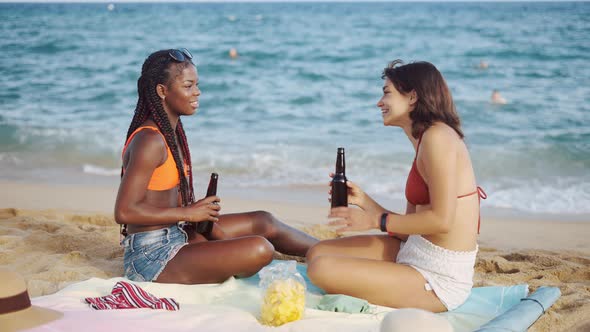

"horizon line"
[1,0,587,3]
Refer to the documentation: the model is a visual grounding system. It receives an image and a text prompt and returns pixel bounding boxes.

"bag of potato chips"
[258,261,306,326]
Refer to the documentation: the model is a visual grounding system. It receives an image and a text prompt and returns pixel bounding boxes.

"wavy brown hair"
[382,60,463,139]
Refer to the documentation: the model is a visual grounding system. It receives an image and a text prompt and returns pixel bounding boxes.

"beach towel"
[25,260,559,332]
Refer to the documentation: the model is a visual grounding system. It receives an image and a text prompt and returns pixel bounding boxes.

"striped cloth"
[84,281,179,311]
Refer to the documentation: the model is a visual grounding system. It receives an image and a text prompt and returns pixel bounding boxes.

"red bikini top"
[404,134,487,232]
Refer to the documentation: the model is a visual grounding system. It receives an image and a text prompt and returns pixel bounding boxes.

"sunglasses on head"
[168,48,193,62]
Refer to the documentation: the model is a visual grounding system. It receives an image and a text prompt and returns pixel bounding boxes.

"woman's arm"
[344,180,388,214]
[329,126,459,235]
[114,131,220,226]
[391,202,414,242]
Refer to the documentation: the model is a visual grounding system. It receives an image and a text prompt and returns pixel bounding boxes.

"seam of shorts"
[129,259,147,282]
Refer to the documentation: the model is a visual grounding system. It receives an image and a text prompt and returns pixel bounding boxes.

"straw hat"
[0,269,63,332]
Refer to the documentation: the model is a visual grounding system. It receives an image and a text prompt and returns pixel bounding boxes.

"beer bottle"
[196,172,218,235]
[331,148,348,208]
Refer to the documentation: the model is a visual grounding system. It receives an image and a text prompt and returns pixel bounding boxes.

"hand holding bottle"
[347,181,385,215]
[186,195,221,223]
[196,172,219,235]
[330,148,348,207]
[328,174,366,207]
[328,206,380,234]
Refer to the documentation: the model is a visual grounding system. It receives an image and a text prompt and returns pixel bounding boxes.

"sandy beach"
[0,180,588,331]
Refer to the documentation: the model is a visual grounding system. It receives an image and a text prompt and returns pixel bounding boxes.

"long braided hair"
[121,50,195,234]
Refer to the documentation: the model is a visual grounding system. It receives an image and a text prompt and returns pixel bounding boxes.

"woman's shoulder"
[420,123,461,155]
[422,123,460,145]
[126,127,167,159]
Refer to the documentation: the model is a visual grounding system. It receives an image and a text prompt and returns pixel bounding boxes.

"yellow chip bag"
[258,261,306,326]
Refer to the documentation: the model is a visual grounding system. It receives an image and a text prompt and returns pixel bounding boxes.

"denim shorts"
[121,224,188,282]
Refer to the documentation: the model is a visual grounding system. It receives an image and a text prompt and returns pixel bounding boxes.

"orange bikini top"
[405,134,487,232]
[122,126,187,191]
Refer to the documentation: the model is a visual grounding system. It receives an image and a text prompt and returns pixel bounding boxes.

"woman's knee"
[247,236,274,266]
[305,242,320,262]
[250,210,279,238]
[306,255,335,286]
[305,241,330,262]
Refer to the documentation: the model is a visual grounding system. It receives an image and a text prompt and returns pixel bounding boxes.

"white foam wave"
[6,144,589,216]
[206,154,590,215]
[0,153,23,165]
[83,164,119,176]
[481,177,590,215]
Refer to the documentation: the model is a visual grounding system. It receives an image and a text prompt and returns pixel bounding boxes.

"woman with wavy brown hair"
[306,60,486,312]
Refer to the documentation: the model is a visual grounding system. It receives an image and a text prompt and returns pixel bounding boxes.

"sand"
[0,180,589,331]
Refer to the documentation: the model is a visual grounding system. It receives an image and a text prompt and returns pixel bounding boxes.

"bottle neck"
[207,175,218,197]
[335,152,345,175]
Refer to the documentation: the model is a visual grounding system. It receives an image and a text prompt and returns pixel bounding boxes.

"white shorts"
[396,235,477,310]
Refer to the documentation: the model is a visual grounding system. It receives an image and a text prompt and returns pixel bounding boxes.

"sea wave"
[82,164,120,177]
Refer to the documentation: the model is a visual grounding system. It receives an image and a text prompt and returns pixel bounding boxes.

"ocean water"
[0,2,589,219]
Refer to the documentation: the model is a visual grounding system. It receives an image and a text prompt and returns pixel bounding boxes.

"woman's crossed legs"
[306,234,446,312]
[157,210,318,284]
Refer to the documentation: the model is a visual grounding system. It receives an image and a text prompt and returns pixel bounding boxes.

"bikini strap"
[414,133,424,160]
[477,186,487,200]
[457,186,487,199]
[476,186,487,233]
[457,186,487,234]
[122,126,166,157]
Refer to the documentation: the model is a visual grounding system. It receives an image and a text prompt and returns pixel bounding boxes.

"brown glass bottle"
[196,172,218,235]
[331,148,348,208]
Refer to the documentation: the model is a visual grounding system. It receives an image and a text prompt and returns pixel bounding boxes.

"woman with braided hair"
[115,49,318,284]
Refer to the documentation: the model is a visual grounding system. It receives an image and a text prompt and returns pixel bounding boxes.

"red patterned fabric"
[84,281,179,311]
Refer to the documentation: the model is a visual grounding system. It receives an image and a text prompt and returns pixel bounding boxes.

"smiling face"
[376,77,414,127]
[160,64,200,117]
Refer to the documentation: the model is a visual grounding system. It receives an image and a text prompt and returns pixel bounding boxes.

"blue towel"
[474,286,561,332]
[441,284,529,332]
